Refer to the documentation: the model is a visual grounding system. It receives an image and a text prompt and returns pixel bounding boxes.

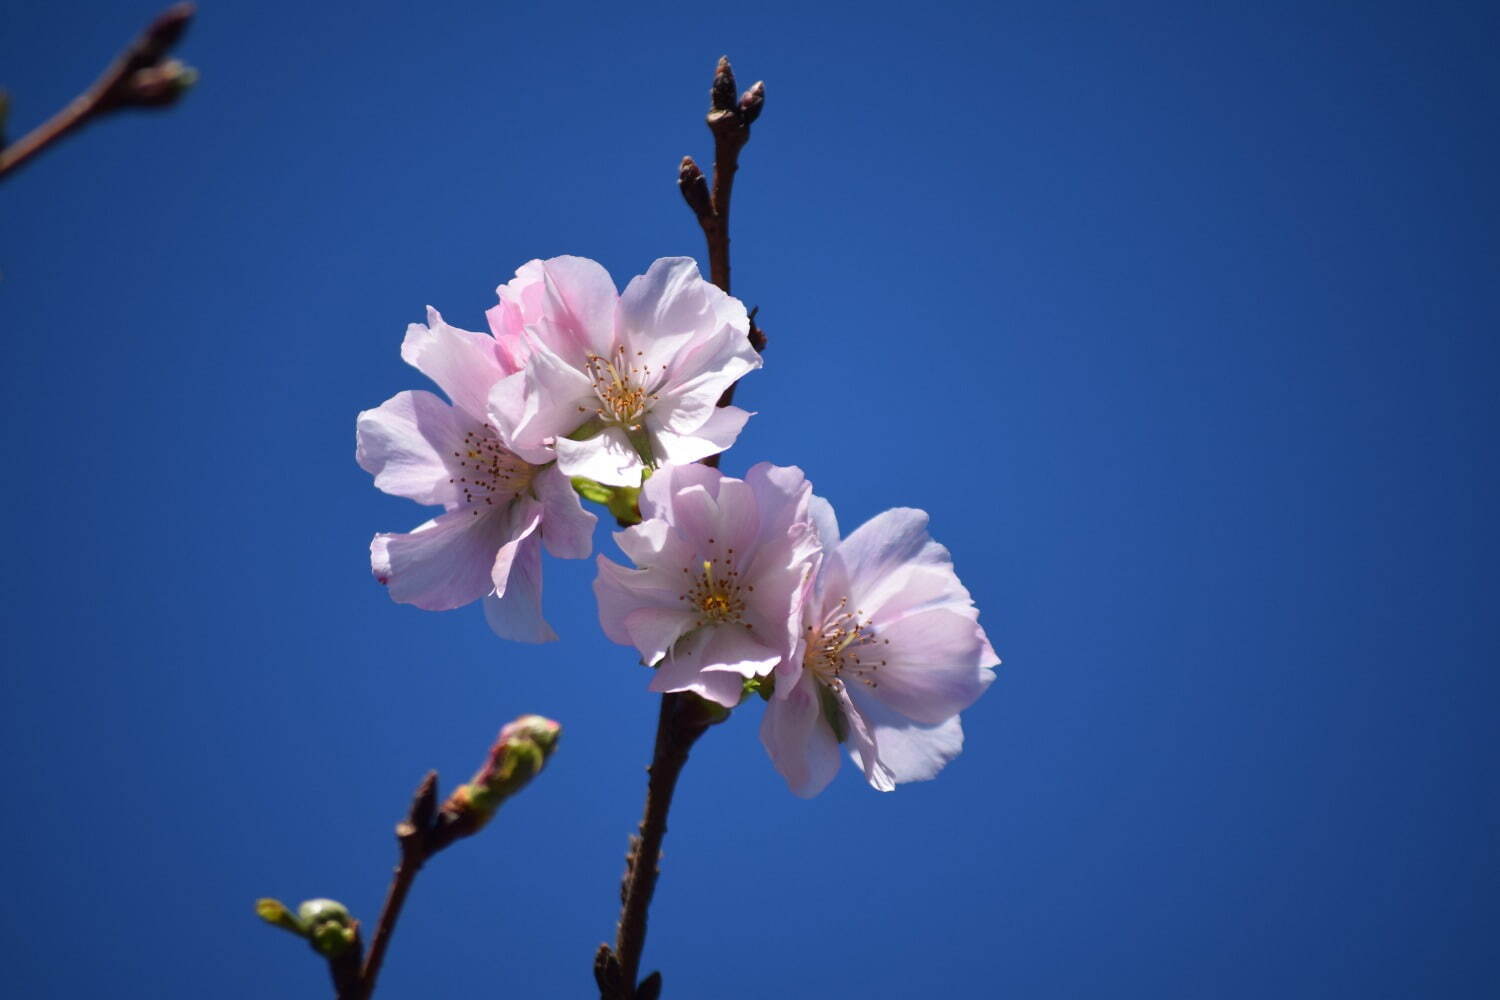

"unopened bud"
[443,715,561,833]
[255,897,304,936]
[122,59,198,107]
[738,82,765,125]
[710,56,737,111]
[678,156,713,219]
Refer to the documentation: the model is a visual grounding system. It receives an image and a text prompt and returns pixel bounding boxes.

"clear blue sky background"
[2,1,1495,996]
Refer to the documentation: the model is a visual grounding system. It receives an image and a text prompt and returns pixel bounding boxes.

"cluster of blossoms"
[358,256,998,795]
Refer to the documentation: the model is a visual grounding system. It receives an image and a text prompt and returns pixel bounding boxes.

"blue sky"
[2,1,1496,996]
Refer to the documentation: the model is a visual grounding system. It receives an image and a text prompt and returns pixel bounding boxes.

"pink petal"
[861,607,997,724]
[616,257,744,375]
[637,462,721,521]
[486,337,594,464]
[482,529,557,643]
[400,307,505,422]
[488,498,543,596]
[648,626,777,706]
[553,426,643,487]
[533,464,597,560]
[834,682,895,792]
[759,672,842,798]
[485,259,547,374]
[650,317,761,435]
[622,605,698,666]
[370,506,513,611]
[594,555,682,649]
[846,686,966,785]
[355,390,466,507]
[648,405,751,467]
[534,255,619,365]
[807,494,840,549]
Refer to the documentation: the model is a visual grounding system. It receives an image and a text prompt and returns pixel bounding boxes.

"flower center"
[449,425,536,515]
[680,556,747,627]
[804,597,888,690]
[584,345,660,428]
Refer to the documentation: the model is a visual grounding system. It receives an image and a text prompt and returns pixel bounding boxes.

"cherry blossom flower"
[487,256,760,487]
[760,501,999,796]
[593,463,821,707]
[357,307,596,643]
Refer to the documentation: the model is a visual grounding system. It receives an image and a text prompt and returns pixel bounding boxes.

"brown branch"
[598,693,725,999]
[355,771,439,1000]
[678,57,766,467]
[0,3,197,181]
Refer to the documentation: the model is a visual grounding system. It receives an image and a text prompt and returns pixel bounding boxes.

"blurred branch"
[0,3,197,182]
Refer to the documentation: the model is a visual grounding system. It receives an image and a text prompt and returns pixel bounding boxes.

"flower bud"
[122,59,198,107]
[678,156,713,219]
[710,56,737,112]
[298,898,358,958]
[738,81,765,125]
[442,715,561,833]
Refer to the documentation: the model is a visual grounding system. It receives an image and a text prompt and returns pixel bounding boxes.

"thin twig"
[356,772,438,1000]
[0,3,196,181]
[678,56,767,458]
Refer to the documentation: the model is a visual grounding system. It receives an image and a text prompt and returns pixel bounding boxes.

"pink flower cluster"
[358,256,998,795]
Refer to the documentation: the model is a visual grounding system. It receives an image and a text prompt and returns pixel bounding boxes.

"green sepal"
[743,674,776,701]
[571,476,643,526]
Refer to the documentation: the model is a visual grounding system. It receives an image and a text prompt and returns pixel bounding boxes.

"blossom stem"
[603,693,719,999]
[0,4,196,181]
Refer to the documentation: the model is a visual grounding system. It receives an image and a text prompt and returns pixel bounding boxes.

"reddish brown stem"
[0,3,195,181]
[598,55,769,1000]
[355,772,437,1000]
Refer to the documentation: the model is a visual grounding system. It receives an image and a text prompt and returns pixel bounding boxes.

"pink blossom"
[487,256,760,487]
[593,463,821,707]
[760,502,999,796]
[357,307,596,643]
